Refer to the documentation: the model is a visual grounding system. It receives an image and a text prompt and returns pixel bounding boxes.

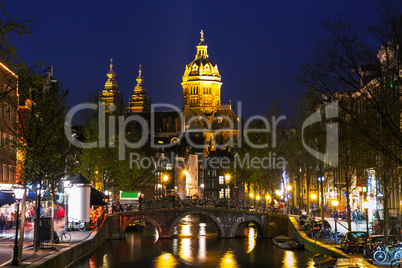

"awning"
[91,188,107,206]
[0,191,15,207]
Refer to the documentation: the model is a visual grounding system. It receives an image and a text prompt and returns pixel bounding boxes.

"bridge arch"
[168,209,225,238]
[121,214,162,237]
[231,216,265,238]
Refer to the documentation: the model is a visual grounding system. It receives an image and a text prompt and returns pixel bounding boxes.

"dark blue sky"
[8,0,382,118]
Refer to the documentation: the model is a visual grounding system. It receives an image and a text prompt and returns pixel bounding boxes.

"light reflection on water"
[73,214,315,268]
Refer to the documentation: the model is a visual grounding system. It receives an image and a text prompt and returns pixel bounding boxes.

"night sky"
[7,0,382,118]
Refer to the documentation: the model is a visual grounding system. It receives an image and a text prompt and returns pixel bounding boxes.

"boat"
[312,254,336,268]
[272,236,304,249]
[127,220,146,231]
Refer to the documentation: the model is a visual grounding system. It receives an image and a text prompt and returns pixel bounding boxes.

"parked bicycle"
[68,218,87,232]
[55,227,71,243]
[373,242,402,262]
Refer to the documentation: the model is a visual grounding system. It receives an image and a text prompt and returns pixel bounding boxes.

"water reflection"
[179,238,192,262]
[154,252,178,268]
[246,224,256,253]
[219,251,239,268]
[283,250,296,268]
[73,214,316,268]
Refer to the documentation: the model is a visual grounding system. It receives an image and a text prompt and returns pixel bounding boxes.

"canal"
[73,215,315,267]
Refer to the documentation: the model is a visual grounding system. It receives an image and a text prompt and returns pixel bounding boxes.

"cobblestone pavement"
[0,219,92,267]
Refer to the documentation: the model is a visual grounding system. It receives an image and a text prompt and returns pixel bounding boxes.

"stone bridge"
[112,208,269,239]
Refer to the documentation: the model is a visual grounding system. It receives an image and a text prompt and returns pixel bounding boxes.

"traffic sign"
[286,194,291,199]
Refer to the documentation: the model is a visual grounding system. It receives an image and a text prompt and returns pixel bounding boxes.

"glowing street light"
[225,174,231,181]
[256,195,260,200]
[363,200,369,235]
[286,185,292,191]
[163,175,169,181]
[311,193,317,200]
[249,193,254,199]
[12,187,24,266]
[183,170,189,176]
[332,200,339,207]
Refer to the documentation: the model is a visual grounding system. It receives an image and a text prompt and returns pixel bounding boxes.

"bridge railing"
[114,198,275,214]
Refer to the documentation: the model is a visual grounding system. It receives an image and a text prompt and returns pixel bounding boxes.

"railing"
[113,198,271,213]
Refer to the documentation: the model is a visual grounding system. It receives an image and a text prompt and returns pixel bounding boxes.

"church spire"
[136,64,144,87]
[127,64,150,113]
[196,29,208,59]
[104,58,118,90]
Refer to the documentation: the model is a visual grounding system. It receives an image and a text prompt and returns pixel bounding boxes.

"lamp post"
[363,200,369,235]
[12,187,24,266]
[286,185,292,215]
[163,175,169,197]
[332,199,339,243]
[311,193,317,219]
[200,184,204,199]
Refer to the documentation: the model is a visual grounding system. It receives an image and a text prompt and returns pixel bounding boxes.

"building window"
[212,170,217,176]
[219,189,224,199]
[211,191,215,199]
[219,176,224,184]
[2,164,7,181]
[8,165,13,182]
[211,179,215,188]
[205,179,210,189]
[206,169,210,176]
[205,191,210,198]
[225,188,230,198]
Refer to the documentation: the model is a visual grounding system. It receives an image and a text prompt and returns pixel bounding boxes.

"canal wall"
[266,213,289,238]
[28,215,121,268]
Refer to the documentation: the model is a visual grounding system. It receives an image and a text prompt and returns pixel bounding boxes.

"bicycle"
[373,242,401,262]
[68,218,87,232]
[58,227,71,243]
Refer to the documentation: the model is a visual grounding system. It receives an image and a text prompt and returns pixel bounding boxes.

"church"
[99,31,238,200]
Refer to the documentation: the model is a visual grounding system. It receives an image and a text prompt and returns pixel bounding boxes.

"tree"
[295,1,402,241]
[76,97,155,197]
[13,66,71,252]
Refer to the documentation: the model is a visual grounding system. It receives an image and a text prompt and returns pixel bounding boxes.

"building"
[0,61,18,189]
[97,31,238,199]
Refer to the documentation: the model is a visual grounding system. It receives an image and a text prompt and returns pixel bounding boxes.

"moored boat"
[127,220,146,231]
[312,253,336,268]
[272,236,304,249]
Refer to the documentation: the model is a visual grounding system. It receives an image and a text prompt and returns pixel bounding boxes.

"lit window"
[219,176,224,184]
[192,64,198,72]
[219,189,224,198]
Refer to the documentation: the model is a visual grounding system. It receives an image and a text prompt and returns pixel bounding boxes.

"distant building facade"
[0,62,18,189]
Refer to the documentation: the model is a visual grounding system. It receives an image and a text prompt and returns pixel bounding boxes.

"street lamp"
[225,175,230,199]
[163,175,168,197]
[200,184,204,198]
[332,199,339,243]
[363,200,369,235]
[12,187,24,266]
[311,193,317,219]
[286,185,292,214]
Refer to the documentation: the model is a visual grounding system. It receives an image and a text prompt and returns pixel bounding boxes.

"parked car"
[306,219,332,238]
[363,235,398,258]
[340,231,368,253]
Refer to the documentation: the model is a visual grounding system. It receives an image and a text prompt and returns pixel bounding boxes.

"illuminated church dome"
[182,30,222,114]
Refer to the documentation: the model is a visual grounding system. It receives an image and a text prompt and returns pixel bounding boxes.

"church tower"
[99,58,123,113]
[127,64,151,113]
[182,30,222,115]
